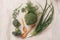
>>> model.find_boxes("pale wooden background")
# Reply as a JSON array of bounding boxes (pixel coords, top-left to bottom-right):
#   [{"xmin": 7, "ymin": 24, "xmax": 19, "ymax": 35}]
[{"xmin": 0, "ymin": 0, "xmax": 60, "ymax": 40}]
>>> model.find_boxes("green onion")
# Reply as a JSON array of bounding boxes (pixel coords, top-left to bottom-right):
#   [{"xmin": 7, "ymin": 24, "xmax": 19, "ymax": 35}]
[{"xmin": 31, "ymin": 0, "xmax": 54, "ymax": 36}]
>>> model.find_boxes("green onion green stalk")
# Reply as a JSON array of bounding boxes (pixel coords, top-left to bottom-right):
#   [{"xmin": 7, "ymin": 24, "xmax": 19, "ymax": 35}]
[{"xmin": 31, "ymin": 0, "xmax": 54, "ymax": 36}]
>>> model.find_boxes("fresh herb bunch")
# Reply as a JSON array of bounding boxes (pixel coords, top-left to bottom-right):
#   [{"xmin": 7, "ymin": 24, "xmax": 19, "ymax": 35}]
[
  {"xmin": 12, "ymin": 5, "xmax": 22, "ymax": 36},
  {"xmin": 25, "ymin": 13, "xmax": 37, "ymax": 25},
  {"xmin": 21, "ymin": 8, "xmax": 26, "ymax": 12},
  {"xmin": 12, "ymin": 28, "xmax": 21, "ymax": 36},
  {"xmin": 13, "ymin": 9, "xmax": 20, "ymax": 19},
  {"xmin": 21, "ymin": 1, "xmax": 38, "ymax": 14},
  {"xmin": 31, "ymin": 0, "xmax": 54, "ymax": 36},
  {"xmin": 13, "ymin": 19, "xmax": 21, "ymax": 27},
  {"xmin": 21, "ymin": 1, "xmax": 38, "ymax": 25},
  {"xmin": 26, "ymin": 1, "xmax": 38, "ymax": 14}
]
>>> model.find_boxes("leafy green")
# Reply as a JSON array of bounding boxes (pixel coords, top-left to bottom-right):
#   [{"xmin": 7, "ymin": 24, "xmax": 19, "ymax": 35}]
[
  {"xmin": 12, "ymin": 30, "xmax": 21, "ymax": 36},
  {"xmin": 12, "ymin": 5, "xmax": 22, "ymax": 27},
  {"xmin": 31, "ymin": 0, "xmax": 54, "ymax": 36},
  {"xmin": 25, "ymin": 13, "xmax": 37, "ymax": 25},
  {"xmin": 21, "ymin": 8, "xmax": 26, "ymax": 12},
  {"xmin": 13, "ymin": 10, "xmax": 20, "ymax": 19},
  {"xmin": 12, "ymin": 28, "xmax": 21, "ymax": 36},
  {"xmin": 12, "ymin": 5, "xmax": 22, "ymax": 37},
  {"xmin": 26, "ymin": 1, "xmax": 38, "ymax": 14},
  {"xmin": 13, "ymin": 19, "xmax": 21, "ymax": 27},
  {"xmin": 24, "ymin": 1, "xmax": 38, "ymax": 25},
  {"xmin": 13, "ymin": 4, "xmax": 22, "ymax": 19}
]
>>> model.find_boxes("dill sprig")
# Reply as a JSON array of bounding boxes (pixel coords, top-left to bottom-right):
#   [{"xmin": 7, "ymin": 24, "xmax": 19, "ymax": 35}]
[
  {"xmin": 12, "ymin": 4, "xmax": 22, "ymax": 19},
  {"xmin": 12, "ymin": 5, "xmax": 22, "ymax": 36}
]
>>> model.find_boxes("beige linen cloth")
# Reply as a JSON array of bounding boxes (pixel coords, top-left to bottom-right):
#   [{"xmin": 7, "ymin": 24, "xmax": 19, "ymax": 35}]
[{"xmin": 0, "ymin": 0, "xmax": 60, "ymax": 40}]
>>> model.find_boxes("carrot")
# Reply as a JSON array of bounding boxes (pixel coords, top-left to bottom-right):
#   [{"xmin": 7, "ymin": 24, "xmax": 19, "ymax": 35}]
[
  {"xmin": 20, "ymin": 24, "xmax": 36, "ymax": 38},
  {"xmin": 20, "ymin": 32, "xmax": 27, "ymax": 38},
  {"xmin": 28, "ymin": 24, "xmax": 35, "ymax": 33},
  {"xmin": 22, "ymin": 19, "xmax": 27, "ymax": 33},
  {"xmin": 23, "ymin": 27, "xmax": 27, "ymax": 33},
  {"xmin": 20, "ymin": 19, "xmax": 27, "ymax": 38}
]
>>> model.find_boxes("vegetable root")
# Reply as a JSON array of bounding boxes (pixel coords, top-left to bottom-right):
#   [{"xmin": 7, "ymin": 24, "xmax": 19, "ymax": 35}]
[{"xmin": 20, "ymin": 24, "xmax": 35, "ymax": 38}]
